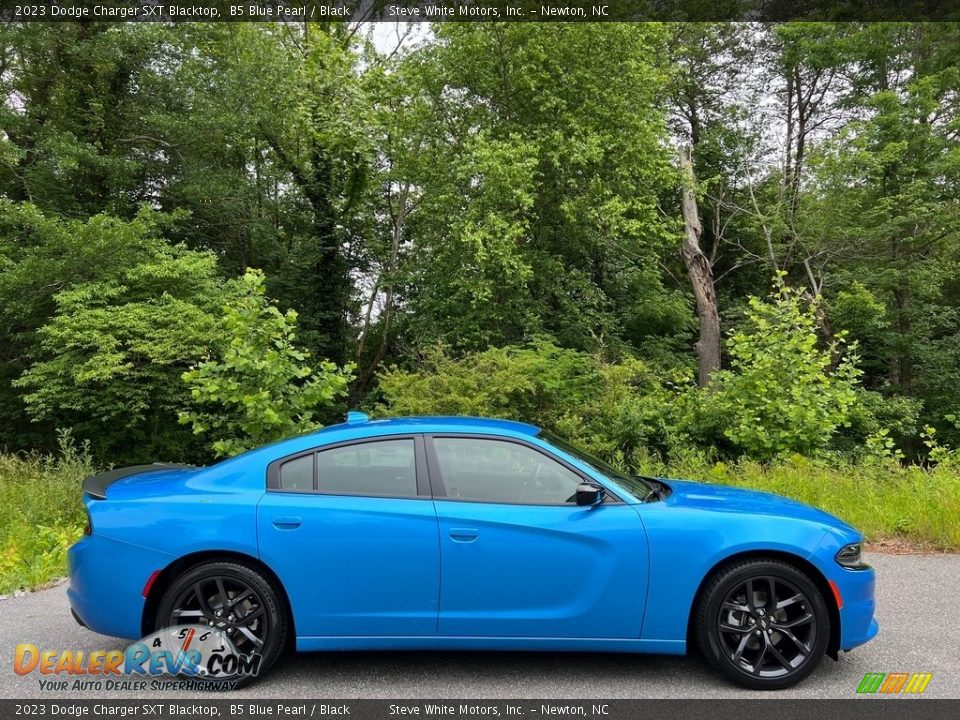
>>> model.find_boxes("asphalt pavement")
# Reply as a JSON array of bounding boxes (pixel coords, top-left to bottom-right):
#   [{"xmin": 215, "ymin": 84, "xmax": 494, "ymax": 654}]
[{"xmin": 1, "ymin": 552, "xmax": 957, "ymax": 699}]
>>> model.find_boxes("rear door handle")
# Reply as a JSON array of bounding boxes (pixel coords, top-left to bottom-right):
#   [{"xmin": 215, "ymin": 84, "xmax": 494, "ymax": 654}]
[
  {"xmin": 449, "ymin": 527, "xmax": 479, "ymax": 543},
  {"xmin": 272, "ymin": 516, "xmax": 302, "ymax": 529}
]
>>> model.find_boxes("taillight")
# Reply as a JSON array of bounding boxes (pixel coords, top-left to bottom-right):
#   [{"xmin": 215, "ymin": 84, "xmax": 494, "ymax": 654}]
[{"xmin": 83, "ymin": 508, "xmax": 92, "ymax": 535}]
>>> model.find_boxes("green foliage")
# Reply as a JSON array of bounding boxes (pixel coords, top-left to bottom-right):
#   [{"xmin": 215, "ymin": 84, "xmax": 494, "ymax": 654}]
[
  {"xmin": 378, "ymin": 338, "xmax": 693, "ymax": 465},
  {"xmin": 379, "ymin": 338, "xmax": 960, "ymax": 550},
  {"xmin": 705, "ymin": 282, "xmax": 863, "ymax": 459},
  {"xmin": 397, "ymin": 24, "xmax": 677, "ymax": 352},
  {"xmin": 378, "ymin": 339, "xmax": 598, "ymax": 423},
  {"xmin": 0, "ymin": 24, "xmax": 173, "ymax": 218},
  {"xmin": 180, "ymin": 270, "xmax": 354, "ymax": 457},
  {"xmin": 3, "ymin": 22, "xmax": 960, "ymax": 486},
  {"xmin": 379, "ymin": 301, "xmax": 897, "ymax": 465},
  {"xmin": 0, "ymin": 430, "xmax": 91, "ymax": 593},
  {"xmin": 11, "ymin": 207, "xmax": 225, "ymax": 462},
  {"xmin": 5, "ymin": 435, "xmax": 960, "ymax": 595}
]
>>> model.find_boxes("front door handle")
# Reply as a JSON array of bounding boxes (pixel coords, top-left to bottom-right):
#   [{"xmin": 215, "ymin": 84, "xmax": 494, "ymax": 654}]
[
  {"xmin": 449, "ymin": 527, "xmax": 479, "ymax": 543},
  {"xmin": 272, "ymin": 516, "xmax": 302, "ymax": 529}
]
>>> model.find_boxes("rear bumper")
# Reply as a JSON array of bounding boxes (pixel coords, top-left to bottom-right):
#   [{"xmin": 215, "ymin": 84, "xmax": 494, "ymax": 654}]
[{"xmin": 68, "ymin": 534, "xmax": 174, "ymax": 640}]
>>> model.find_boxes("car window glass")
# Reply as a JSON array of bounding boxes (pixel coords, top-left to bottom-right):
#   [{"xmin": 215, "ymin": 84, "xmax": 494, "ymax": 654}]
[
  {"xmin": 315, "ymin": 439, "xmax": 416, "ymax": 497},
  {"xmin": 433, "ymin": 438, "xmax": 581, "ymax": 504},
  {"xmin": 279, "ymin": 454, "xmax": 313, "ymax": 491}
]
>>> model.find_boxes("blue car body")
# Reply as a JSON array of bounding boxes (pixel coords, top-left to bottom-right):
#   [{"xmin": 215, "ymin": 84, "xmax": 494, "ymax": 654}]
[{"xmin": 68, "ymin": 415, "xmax": 878, "ymax": 660}]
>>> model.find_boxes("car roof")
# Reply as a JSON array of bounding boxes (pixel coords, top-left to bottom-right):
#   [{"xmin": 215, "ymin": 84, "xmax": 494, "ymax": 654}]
[
  {"xmin": 208, "ymin": 415, "xmax": 544, "ymax": 474},
  {"xmin": 323, "ymin": 415, "xmax": 541, "ymax": 437}
]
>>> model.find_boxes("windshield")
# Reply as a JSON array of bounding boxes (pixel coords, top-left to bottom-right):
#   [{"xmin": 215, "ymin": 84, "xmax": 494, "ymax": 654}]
[{"xmin": 538, "ymin": 431, "xmax": 655, "ymax": 500}]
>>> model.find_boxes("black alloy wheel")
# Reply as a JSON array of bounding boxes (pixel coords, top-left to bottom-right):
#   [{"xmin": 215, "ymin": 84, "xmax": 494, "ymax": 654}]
[
  {"xmin": 156, "ymin": 561, "xmax": 288, "ymax": 687},
  {"xmin": 696, "ymin": 558, "xmax": 830, "ymax": 689}
]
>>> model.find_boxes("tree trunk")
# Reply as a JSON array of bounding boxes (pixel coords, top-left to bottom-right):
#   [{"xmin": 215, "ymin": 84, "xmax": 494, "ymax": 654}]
[
  {"xmin": 894, "ymin": 278, "xmax": 913, "ymax": 390},
  {"xmin": 354, "ymin": 180, "xmax": 410, "ymax": 397},
  {"xmin": 679, "ymin": 146, "xmax": 721, "ymax": 387}
]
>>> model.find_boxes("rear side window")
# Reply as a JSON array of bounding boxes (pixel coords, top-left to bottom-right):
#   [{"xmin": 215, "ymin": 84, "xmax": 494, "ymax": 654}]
[
  {"xmin": 279, "ymin": 454, "xmax": 313, "ymax": 491},
  {"xmin": 315, "ymin": 439, "xmax": 417, "ymax": 497}
]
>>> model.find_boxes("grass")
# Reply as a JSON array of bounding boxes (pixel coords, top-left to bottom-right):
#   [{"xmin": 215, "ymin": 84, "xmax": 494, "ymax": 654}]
[
  {"xmin": 0, "ymin": 441, "xmax": 957, "ymax": 594},
  {"xmin": 0, "ymin": 432, "xmax": 91, "ymax": 594},
  {"xmin": 639, "ymin": 453, "xmax": 960, "ymax": 551}
]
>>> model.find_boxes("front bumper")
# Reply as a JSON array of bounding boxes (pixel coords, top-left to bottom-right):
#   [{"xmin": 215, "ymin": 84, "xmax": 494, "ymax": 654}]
[
  {"xmin": 811, "ymin": 529, "xmax": 879, "ymax": 653},
  {"xmin": 835, "ymin": 564, "xmax": 879, "ymax": 651},
  {"xmin": 68, "ymin": 533, "xmax": 174, "ymax": 640}
]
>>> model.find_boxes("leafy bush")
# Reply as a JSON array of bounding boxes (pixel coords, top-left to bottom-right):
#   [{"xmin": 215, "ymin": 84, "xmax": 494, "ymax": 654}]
[
  {"xmin": 703, "ymin": 282, "xmax": 863, "ymax": 459},
  {"xmin": 381, "ymin": 343, "xmax": 960, "ymax": 550},
  {"xmin": 3, "ymin": 438, "xmax": 959, "ymax": 596},
  {"xmin": 180, "ymin": 270, "xmax": 354, "ymax": 457},
  {"xmin": 379, "ymin": 285, "xmax": 880, "ymax": 465},
  {"xmin": 378, "ymin": 339, "xmax": 597, "ymax": 424},
  {"xmin": 378, "ymin": 338, "xmax": 693, "ymax": 464}
]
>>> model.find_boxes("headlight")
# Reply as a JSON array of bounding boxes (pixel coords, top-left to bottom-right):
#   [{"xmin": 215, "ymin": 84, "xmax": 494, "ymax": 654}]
[{"xmin": 835, "ymin": 542, "xmax": 868, "ymax": 569}]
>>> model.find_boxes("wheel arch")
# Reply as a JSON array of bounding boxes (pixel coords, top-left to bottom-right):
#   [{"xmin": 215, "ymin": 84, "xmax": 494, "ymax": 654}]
[
  {"xmin": 141, "ymin": 549, "xmax": 295, "ymax": 643},
  {"xmin": 686, "ymin": 549, "xmax": 841, "ymax": 660}
]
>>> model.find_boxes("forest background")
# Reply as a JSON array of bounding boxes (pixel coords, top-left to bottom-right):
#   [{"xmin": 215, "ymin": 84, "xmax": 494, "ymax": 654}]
[{"xmin": 1, "ymin": 21, "xmax": 959, "ymax": 591}]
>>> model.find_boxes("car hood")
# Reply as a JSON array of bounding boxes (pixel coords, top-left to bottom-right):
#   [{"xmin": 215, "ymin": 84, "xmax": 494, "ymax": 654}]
[{"xmin": 659, "ymin": 477, "xmax": 857, "ymax": 533}]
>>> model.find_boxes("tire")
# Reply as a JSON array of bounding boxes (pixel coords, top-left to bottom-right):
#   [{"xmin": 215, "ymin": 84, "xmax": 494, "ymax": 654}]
[
  {"xmin": 156, "ymin": 560, "xmax": 289, "ymax": 689},
  {"xmin": 695, "ymin": 558, "xmax": 830, "ymax": 690}
]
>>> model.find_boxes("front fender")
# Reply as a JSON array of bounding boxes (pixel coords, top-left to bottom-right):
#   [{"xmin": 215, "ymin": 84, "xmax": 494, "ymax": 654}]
[{"xmin": 636, "ymin": 502, "xmax": 835, "ymax": 643}]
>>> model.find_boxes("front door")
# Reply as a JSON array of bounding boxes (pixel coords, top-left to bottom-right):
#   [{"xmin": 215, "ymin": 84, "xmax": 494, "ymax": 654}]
[{"xmin": 428, "ymin": 435, "xmax": 648, "ymax": 639}]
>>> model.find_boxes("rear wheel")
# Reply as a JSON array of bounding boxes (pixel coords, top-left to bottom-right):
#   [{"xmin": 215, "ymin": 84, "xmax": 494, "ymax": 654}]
[
  {"xmin": 156, "ymin": 561, "xmax": 288, "ymax": 688},
  {"xmin": 695, "ymin": 558, "xmax": 830, "ymax": 690}
]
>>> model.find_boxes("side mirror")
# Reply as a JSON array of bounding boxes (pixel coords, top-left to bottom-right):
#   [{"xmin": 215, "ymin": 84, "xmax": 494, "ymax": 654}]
[{"xmin": 575, "ymin": 483, "xmax": 605, "ymax": 507}]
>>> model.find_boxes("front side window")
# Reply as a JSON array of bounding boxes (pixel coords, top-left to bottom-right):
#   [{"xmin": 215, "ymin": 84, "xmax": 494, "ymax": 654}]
[
  {"xmin": 538, "ymin": 430, "xmax": 654, "ymax": 500},
  {"xmin": 315, "ymin": 439, "xmax": 417, "ymax": 497},
  {"xmin": 432, "ymin": 437, "xmax": 582, "ymax": 504}
]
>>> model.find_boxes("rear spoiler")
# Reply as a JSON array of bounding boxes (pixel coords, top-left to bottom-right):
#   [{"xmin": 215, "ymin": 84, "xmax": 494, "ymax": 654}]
[{"xmin": 83, "ymin": 463, "xmax": 193, "ymax": 500}]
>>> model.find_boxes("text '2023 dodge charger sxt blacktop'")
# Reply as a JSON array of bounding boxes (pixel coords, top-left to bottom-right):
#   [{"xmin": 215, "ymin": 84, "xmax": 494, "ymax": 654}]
[{"xmin": 68, "ymin": 412, "xmax": 877, "ymax": 689}]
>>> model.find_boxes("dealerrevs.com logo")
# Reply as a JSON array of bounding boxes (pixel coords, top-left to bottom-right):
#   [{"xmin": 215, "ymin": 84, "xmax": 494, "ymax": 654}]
[{"xmin": 14, "ymin": 625, "xmax": 261, "ymax": 691}]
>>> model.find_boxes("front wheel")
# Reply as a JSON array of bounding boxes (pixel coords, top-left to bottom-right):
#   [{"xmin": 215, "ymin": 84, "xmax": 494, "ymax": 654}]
[
  {"xmin": 156, "ymin": 560, "xmax": 289, "ymax": 688},
  {"xmin": 695, "ymin": 558, "xmax": 830, "ymax": 690}
]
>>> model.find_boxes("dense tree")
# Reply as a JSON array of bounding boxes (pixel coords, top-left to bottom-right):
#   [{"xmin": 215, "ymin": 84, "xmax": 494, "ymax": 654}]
[
  {"xmin": 2, "ymin": 21, "xmax": 959, "ymax": 463},
  {"xmin": 396, "ymin": 24, "xmax": 680, "ymax": 355},
  {"xmin": 7, "ymin": 206, "xmax": 225, "ymax": 461},
  {"xmin": 798, "ymin": 23, "xmax": 960, "ymax": 445}
]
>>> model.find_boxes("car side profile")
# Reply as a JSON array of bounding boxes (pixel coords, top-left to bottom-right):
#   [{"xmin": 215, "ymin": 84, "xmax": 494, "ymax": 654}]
[{"xmin": 68, "ymin": 412, "xmax": 878, "ymax": 689}]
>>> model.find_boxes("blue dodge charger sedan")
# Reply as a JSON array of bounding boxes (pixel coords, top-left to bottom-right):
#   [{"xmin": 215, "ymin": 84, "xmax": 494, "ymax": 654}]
[{"xmin": 68, "ymin": 412, "xmax": 877, "ymax": 689}]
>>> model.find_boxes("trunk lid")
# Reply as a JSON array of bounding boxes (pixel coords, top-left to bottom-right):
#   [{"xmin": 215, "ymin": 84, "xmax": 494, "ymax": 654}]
[{"xmin": 82, "ymin": 463, "xmax": 194, "ymax": 499}]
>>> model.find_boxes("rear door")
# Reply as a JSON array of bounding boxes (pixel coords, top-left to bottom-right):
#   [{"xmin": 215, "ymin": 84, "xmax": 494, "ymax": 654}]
[
  {"xmin": 257, "ymin": 435, "xmax": 440, "ymax": 637},
  {"xmin": 427, "ymin": 435, "xmax": 648, "ymax": 639}
]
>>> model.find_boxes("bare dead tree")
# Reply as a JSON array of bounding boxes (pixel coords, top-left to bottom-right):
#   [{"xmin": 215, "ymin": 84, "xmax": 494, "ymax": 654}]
[{"xmin": 679, "ymin": 146, "xmax": 721, "ymax": 387}]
